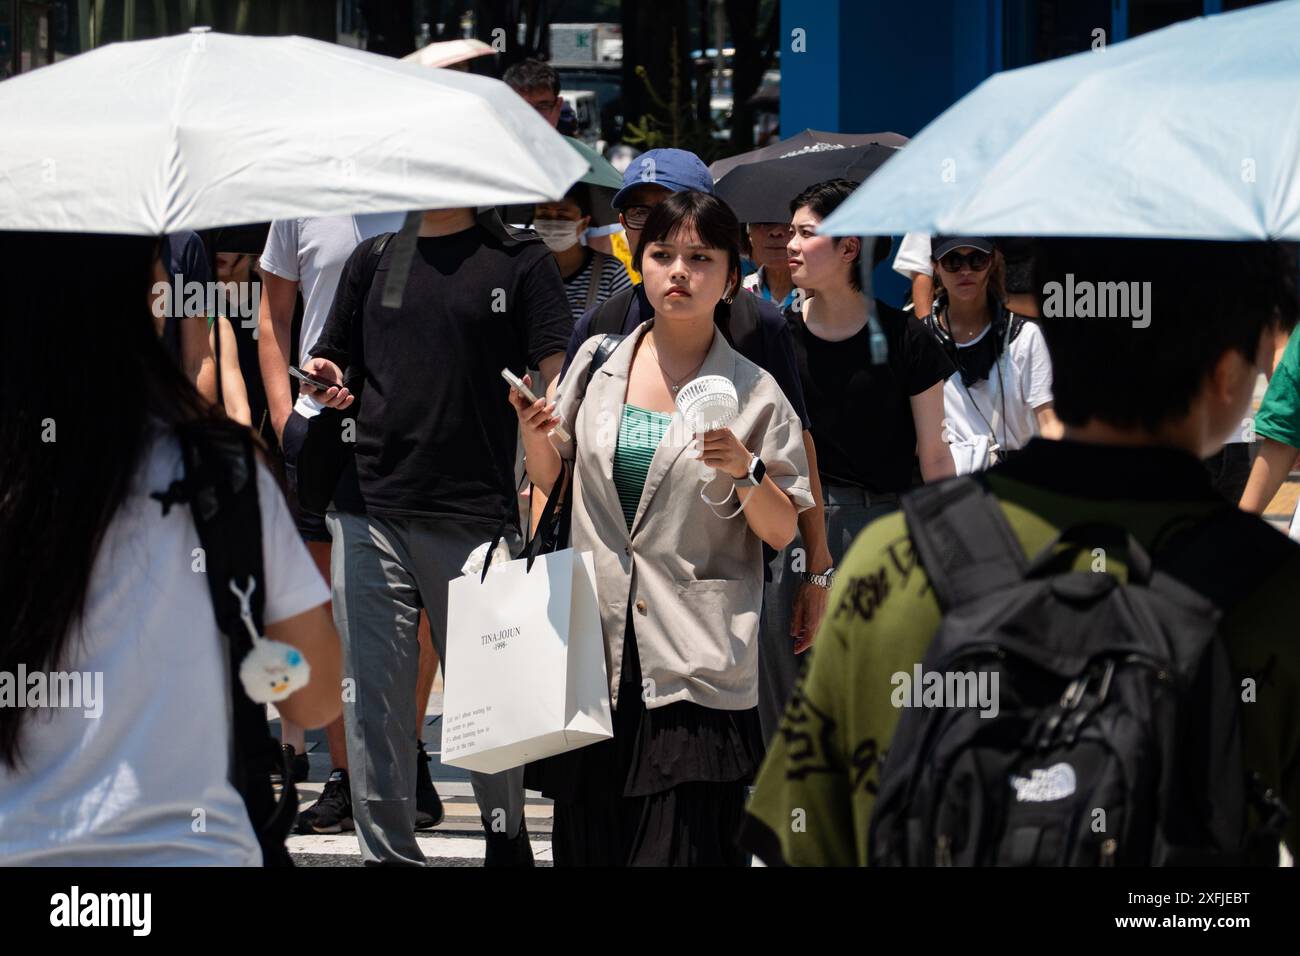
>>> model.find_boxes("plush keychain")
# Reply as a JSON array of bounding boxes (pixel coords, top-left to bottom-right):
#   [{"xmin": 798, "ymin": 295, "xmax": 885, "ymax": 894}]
[{"xmin": 229, "ymin": 577, "xmax": 311, "ymax": 703}]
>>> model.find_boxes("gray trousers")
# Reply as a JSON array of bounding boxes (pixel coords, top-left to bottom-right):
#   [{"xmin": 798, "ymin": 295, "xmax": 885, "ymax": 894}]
[
  {"xmin": 327, "ymin": 510, "xmax": 526, "ymax": 866},
  {"xmin": 758, "ymin": 485, "xmax": 900, "ymax": 744}
]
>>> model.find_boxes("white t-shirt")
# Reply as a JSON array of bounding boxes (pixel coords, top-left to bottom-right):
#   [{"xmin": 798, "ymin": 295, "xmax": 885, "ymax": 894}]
[
  {"xmin": 942, "ymin": 321, "xmax": 1054, "ymax": 474},
  {"xmin": 893, "ymin": 232, "xmax": 934, "ymax": 280},
  {"xmin": 259, "ymin": 213, "xmax": 407, "ymax": 360},
  {"xmin": 0, "ymin": 428, "xmax": 329, "ymax": 865}
]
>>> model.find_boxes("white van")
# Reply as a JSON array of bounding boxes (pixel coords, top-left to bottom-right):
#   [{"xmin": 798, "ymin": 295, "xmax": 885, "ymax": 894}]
[{"xmin": 561, "ymin": 89, "xmax": 601, "ymax": 147}]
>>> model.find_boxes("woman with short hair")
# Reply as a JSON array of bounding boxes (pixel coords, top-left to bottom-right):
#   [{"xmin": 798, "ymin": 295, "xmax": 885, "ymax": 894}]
[{"xmin": 509, "ymin": 190, "xmax": 813, "ymax": 866}]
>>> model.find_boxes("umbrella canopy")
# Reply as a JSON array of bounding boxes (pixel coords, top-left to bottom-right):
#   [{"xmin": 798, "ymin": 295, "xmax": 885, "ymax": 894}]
[
  {"xmin": 820, "ymin": 2, "xmax": 1300, "ymax": 240},
  {"xmin": 713, "ymin": 143, "xmax": 898, "ymax": 224},
  {"xmin": 402, "ymin": 38, "xmax": 496, "ymax": 69},
  {"xmin": 0, "ymin": 29, "xmax": 587, "ymax": 235},
  {"xmin": 567, "ymin": 137, "xmax": 623, "ymax": 190},
  {"xmin": 709, "ymin": 129, "xmax": 908, "ymax": 180}
]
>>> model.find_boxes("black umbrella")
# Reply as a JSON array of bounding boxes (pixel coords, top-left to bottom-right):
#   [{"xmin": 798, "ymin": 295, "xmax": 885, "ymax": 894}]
[
  {"xmin": 708, "ymin": 128, "xmax": 908, "ymax": 180},
  {"xmin": 713, "ymin": 143, "xmax": 900, "ymax": 224}
]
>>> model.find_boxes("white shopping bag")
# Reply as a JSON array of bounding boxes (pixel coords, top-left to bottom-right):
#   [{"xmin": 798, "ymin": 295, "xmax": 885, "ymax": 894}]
[{"xmin": 441, "ymin": 547, "xmax": 611, "ymax": 774}]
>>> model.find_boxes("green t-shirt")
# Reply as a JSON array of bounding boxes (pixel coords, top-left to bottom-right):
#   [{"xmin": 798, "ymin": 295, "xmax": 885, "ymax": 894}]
[
  {"xmin": 743, "ymin": 439, "xmax": 1300, "ymax": 866},
  {"xmin": 612, "ymin": 403, "xmax": 672, "ymax": 530},
  {"xmin": 1256, "ymin": 331, "xmax": 1300, "ymax": 448}
]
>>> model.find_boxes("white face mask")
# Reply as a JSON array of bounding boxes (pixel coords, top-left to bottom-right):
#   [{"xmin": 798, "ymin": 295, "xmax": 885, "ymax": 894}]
[{"xmin": 534, "ymin": 218, "xmax": 580, "ymax": 252}]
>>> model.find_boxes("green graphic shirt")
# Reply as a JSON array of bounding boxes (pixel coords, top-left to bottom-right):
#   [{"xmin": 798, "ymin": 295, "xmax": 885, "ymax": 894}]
[{"xmin": 742, "ymin": 440, "xmax": 1300, "ymax": 866}]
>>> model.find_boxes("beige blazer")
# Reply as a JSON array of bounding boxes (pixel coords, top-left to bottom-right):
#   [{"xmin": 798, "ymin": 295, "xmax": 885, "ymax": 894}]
[{"xmin": 551, "ymin": 320, "xmax": 813, "ymax": 711}]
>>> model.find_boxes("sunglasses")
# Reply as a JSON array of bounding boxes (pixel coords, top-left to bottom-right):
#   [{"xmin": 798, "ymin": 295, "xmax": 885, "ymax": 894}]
[
  {"xmin": 622, "ymin": 204, "xmax": 656, "ymax": 229},
  {"xmin": 937, "ymin": 250, "xmax": 992, "ymax": 273}
]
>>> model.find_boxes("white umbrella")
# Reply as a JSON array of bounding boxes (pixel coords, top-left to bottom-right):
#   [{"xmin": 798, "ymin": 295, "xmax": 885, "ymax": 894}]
[
  {"xmin": 0, "ymin": 28, "xmax": 587, "ymax": 235},
  {"xmin": 403, "ymin": 38, "xmax": 497, "ymax": 69}
]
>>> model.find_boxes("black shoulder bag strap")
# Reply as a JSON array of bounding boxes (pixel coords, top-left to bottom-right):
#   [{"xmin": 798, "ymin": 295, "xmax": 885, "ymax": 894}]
[
  {"xmin": 478, "ymin": 462, "xmax": 573, "ymax": 583},
  {"xmin": 155, "ymin": 421, "xmax": 296, "ymax": 866},
  {"xmin": 585, "ymin": 332, "xmax": 625, "ymax": 389},
  {"xmin": 900, "ymin": 475, "xmax": 1028, "ymax": 611}
]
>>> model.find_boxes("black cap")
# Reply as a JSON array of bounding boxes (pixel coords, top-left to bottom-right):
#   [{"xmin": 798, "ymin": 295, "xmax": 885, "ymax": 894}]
[{"xmin": 932, "ymin": 235, "xmax": 995, "ymax": 259}]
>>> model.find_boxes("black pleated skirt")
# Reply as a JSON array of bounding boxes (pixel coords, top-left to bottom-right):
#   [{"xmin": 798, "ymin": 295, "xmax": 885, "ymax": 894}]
[{"xmin": 525, "ymin": 618, "xmax": 764, "ymax": 867}]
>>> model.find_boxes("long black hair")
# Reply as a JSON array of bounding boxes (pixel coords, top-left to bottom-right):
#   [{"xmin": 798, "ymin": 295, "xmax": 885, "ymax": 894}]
[{"xmin": 0, "ymin": 231, "xmax": 222, "ymax": 768}]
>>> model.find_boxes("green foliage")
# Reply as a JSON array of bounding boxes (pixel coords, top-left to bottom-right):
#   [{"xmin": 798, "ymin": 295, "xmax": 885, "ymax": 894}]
[{"xmin": 621, "ymin": 33, "xmax": 727, "ymax": 163}]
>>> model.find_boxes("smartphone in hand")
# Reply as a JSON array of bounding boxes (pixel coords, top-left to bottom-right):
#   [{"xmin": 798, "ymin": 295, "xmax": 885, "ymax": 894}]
[
  {"xmin": 502, "ymin": 368, "xmax": 570, "ymax": 443},
  {"xmin": 289, "ymin": 365, "xmax": 337, "ymax": 392}
]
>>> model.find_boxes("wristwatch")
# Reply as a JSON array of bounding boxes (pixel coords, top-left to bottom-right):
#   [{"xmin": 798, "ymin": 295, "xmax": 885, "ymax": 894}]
[
  {"xmin": 733, "ymin": 453, "xmax": 766, "ymax": 487},
  {"xmin": 804, "ymin": 567, "xmax": 836, "ymax": 589}
]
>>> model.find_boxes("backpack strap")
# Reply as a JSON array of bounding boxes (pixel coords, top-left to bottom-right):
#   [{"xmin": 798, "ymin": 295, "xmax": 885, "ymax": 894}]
[
  {"xmin": 380, "ymin": 212, "xmax": 421, "ymax": 310},
  {"xmin": 901, "ymin": 475, "xmax": 1028, "ymax": 611},
  {"xmin": 162, "ymin": 421, "xmax": 297, "ymax": 866}
]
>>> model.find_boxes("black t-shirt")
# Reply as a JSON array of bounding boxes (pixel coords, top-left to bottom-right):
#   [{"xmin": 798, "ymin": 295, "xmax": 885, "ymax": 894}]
[
  {"xmin": 311, "ymin": 225, "xmax": 573, "ymax": 524},
  {"xmin": 788, "ymin": 300, "xmax": 952, "ymax": 495}
]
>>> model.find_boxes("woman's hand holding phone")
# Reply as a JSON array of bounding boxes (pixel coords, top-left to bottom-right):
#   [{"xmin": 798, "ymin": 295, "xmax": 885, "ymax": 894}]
[
  {"xmin": 300, "ymin": 358, "xmax": 354, "ymax": 410},
  {"xmin": 506, "ymin": 372, "xmax": 561, "ymax": 437}
]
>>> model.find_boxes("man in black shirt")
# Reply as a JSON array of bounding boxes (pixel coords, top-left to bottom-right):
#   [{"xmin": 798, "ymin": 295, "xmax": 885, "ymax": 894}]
[{"xmin": 304, "ymin": 207, "xmax": 571, "ymax": 867}]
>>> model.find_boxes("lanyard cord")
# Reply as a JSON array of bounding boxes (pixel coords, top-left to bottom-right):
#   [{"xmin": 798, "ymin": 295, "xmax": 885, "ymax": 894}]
[{"xmin": 944, "ymin": 306, "xmax": 1012, "ymax": 452}]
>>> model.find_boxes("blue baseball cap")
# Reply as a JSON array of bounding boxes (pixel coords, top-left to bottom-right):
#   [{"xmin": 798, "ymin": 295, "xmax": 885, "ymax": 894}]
[{"xmin": 611, "ymin": 148, "xmax": 714, "ymax": 210}]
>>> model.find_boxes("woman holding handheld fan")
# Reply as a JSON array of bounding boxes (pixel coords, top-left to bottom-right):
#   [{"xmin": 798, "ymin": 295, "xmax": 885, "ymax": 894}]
[{"xmin": 507, "ymin": 190, "xmax": 813, "ymax": 866}]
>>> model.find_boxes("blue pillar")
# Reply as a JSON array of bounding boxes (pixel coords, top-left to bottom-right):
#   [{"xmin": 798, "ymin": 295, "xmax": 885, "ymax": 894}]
[
  {"xmin": 781, "ymin": 0, "xmax": 1002, "ymax": 138},
  {"xmin": 778, "ymin": 0, "xmax": 842, "ymax": 135}
]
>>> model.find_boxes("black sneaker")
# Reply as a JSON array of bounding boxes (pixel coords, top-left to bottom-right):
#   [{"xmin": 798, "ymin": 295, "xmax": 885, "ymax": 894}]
[
  {"xmin": 297, "ymin": 768, "xmax": 354, "ymax": 834},
  {"xmin": 482, "ymin": 815, "xmax": 534, "ymax": 867},
  {"xmin": 283, "ymin": 744, "xmax": 310, "ymax": 784},
  {"xmin": 414, "ymin": 740, "xmax": 444, "ymax": 831}
]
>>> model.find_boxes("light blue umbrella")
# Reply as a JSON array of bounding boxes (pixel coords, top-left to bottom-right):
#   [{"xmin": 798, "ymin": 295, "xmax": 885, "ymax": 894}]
[{"xmin": 820, "ymin": 1, "xmax": 1300, "ymax": 240}]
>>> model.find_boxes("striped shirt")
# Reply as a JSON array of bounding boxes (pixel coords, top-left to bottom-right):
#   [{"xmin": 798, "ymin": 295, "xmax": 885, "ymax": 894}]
[
  {"xmin": 563, "ymin": 249, "xmax": 635, "ymax": 321},
  {"xmin": 612, "ymin": 403, "xmax": 672, "ymax": 530}
]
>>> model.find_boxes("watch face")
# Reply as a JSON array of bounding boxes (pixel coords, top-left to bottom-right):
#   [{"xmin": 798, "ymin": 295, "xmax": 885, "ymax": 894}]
[{"xmin": 752, "ymin": 457, "xmax": 766, "ymax": 484}]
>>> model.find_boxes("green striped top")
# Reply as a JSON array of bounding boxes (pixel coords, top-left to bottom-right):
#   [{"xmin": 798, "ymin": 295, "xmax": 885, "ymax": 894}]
[{"xmin": 612, "ymin": 403, "xmax": 673, "ymax": 530}]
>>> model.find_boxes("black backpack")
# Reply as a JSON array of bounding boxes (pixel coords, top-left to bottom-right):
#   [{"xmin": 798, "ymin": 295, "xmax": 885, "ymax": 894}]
[
  {"xmin": 152, "ymin": 420, "xmax": 297, "ymax": 867},
  {"xmin": 869, "ymin": 475, "xmax": 1290, "ymax": 866}
]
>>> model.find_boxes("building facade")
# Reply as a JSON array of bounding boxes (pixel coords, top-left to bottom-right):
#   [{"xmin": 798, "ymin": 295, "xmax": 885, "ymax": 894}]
[{"xmin": 779, "ymin": 0, "xmax": 1275, "ymax": 138}]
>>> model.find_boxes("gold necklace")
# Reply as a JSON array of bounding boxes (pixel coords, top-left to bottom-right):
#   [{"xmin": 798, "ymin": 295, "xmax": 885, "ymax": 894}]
[{"xmin": 646, "ymin": 335, "xmax": 706, "ymax": 393}]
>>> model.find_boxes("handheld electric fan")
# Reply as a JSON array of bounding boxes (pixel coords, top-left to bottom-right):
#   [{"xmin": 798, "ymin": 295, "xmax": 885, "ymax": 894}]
[{"xmin": 675, "ymin": 375, "xmax": 739, "ymax": 480}]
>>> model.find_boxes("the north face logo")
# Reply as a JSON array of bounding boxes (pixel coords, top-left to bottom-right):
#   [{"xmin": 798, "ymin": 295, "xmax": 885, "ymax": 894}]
[{"xmin": 1010, "ymin": 763, "xmax": 1077, "ymax": 802}]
